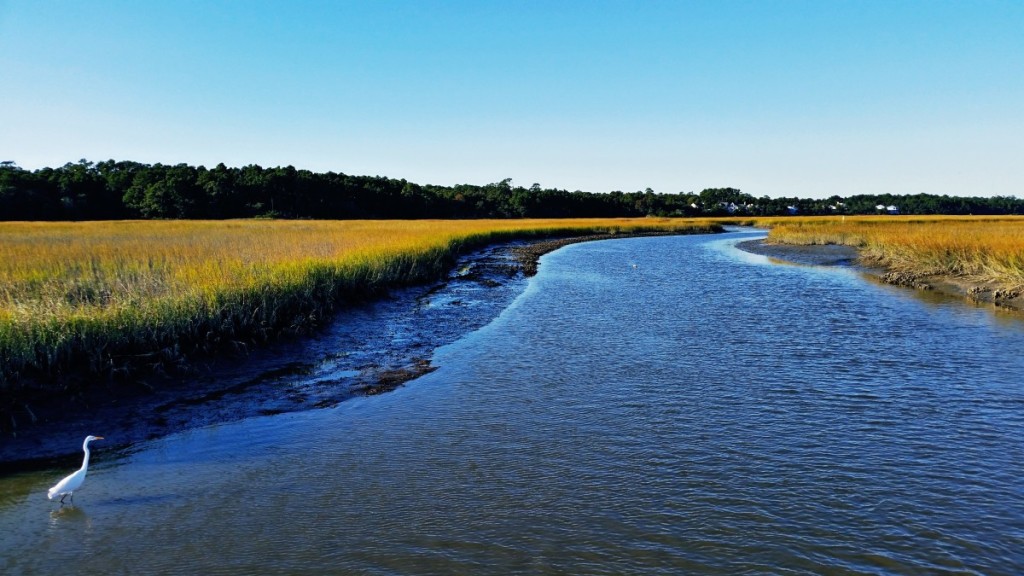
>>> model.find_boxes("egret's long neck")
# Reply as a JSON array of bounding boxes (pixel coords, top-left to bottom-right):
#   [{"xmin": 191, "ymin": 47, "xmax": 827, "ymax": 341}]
[{"xmin": 80, "ymin": 442, "xmax": 91, "ymax": 471}]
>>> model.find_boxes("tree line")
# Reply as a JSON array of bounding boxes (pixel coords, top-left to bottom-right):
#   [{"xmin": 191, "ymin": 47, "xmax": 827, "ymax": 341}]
[{"xmin": 2, "ymin": 159, "xmax": 1021, "ymax": 221}]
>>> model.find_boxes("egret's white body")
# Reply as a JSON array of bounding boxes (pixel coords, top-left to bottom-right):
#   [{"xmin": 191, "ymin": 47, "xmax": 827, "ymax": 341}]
[{"xmin": 48, "ymin": 435, "xmax": 103, "ymax": 504}]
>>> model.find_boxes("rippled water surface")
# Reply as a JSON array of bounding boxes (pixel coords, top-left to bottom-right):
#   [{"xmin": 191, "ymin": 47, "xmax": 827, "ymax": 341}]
[{"xmin": 3, "ymin": 230, "xmax": 1023, "ymax": 574}]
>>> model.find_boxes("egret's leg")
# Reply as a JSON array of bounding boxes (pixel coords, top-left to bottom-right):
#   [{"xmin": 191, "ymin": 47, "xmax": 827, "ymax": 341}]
[{"xmin": 59, "ymin": 493, "xmax": 67, "ymax": 504}]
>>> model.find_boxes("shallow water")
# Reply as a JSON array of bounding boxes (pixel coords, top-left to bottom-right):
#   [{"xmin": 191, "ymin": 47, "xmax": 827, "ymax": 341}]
[{"xmin": 2, "ymin": 230, "xmax": 1023, "ymax": 574}]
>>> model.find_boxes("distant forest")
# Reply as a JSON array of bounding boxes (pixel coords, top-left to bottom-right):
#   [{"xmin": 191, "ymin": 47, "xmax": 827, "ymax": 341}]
[{"xmin": 2, "ymin": 159, "xmax": 1022, "ymax": 220}]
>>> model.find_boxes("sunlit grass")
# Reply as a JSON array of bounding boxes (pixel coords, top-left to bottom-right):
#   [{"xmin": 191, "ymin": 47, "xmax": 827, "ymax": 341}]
[
  {"xmin": 0, "ymin": 218, "xmax": 717, "ymax": 387},
  {"xmin": 744, "ymin": 215, "xmax": 1024, "ymax": 289}
]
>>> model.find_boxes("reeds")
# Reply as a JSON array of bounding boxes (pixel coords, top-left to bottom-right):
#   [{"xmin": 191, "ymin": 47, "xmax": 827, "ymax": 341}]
[
  {"xmin": 0, "ymin": 218, "xmax": 717, "ymax": 389},
  {"xmin": 752, "ymin": 216, "xmax": 1024, "ymax": 289}
]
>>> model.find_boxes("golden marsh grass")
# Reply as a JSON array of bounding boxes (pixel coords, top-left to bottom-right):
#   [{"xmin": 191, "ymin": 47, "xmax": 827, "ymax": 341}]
[
  {"xmin": 0, "ymin": 218, "xmax": 717, "ymax": 388},
  {"xmin": 749, "ymin": 215, "xmax": 1024, "ymax": 289}
]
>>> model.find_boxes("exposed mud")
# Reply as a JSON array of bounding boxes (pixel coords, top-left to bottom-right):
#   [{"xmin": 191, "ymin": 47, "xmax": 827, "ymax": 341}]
[{"xmin": 735, "ymin": 239, "xmax": 860, "ymax": 267}]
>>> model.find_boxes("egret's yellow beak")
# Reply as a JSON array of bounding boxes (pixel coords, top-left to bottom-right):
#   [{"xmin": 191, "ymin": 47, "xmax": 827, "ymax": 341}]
[{"xmin": 95, "ymin": 436, "xmax": 105, "ymax": 440}]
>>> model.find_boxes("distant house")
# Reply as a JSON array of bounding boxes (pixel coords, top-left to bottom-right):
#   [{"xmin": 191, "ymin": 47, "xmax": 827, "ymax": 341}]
[
  {"xmin": 886, "ymin": 205, "xmax": 900, "ymax": 214},
  {"xmin": 787, "ymin": 205, "xmax": 798, "ymax": 215}
]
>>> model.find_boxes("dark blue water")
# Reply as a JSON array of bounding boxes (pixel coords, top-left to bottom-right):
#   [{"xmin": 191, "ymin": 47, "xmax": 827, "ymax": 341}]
[{"xmin": 2, "ymin": 230, "xmax": 1023, "ymax": 574}]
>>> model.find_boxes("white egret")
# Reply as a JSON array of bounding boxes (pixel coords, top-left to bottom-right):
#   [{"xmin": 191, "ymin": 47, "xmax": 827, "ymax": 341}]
[{"xmin": 48, "ymin": 435, "xmax": 104, "ymax": 504}]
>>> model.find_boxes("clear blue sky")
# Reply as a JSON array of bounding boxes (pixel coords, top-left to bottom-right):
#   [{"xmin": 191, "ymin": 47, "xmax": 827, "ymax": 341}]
[{"xmin": 1, "ymin": 1, "xmax": 1021, "ymax": 198}]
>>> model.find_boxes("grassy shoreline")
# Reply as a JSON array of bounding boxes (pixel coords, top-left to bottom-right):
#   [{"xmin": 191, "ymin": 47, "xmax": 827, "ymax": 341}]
[
  {"xmin": 743, "ymin": 215, "xmax": 1024, "ymax": 306},
  {"xmin": 0, "ymin": 219, "xmax": 719, "ymax": 395}
]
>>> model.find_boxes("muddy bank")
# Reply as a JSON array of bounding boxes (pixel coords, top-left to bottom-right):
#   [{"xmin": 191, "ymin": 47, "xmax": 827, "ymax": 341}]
[
  {"xmin": 736, "ymin": 239, "xmax": 1024, "ymax": 313},
  {"xmin": 0, "ymin": 231, "xmax": 696, "ymax": 470},
  {"xmin": 735, "ymin": 239, "xmax": 860, "ymax": 267}
]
